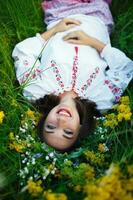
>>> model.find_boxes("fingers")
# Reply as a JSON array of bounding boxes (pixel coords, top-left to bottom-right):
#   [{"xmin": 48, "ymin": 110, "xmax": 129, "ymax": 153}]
[
  {"xmin": 63, "ymin": 31, "xmax": 79, "ymax": 40},
  {"xmin": 63, "ymin": 32, "xmax": 80, "ymax": 44},
  {"xmin": 63, "ymin": 18, "xmax": 81, "ymax": 26},
  {"xmin": 64, "ymin": 39, "xmax": 81, "ymax": 45},
  {"xmin": 66, "ymin": 24, "xmax": 79, "ymax": 30}
]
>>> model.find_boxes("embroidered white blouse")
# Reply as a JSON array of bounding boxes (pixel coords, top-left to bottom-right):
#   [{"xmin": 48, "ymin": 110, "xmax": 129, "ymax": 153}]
[{"xmin": 12, "ymin": 14, "xmax": 133, "ymax": 111}]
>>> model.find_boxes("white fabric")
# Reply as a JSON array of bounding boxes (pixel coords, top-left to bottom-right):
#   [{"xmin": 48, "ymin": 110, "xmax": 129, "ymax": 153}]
[{"xmin": 12, "ymin": 14, "xmax": 133, "ymax": 110}]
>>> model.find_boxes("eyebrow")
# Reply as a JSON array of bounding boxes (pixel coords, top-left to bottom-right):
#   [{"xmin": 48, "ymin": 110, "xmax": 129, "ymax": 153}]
[{"xmin": 44, "ymin": 130, "xmax": 73, "ymax": 140}]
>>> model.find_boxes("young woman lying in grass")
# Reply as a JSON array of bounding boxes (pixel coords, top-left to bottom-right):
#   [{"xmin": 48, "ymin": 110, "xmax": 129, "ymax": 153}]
[{"xmin": 12, "ymin": 0, "xmax": 133, "ymax": 151}]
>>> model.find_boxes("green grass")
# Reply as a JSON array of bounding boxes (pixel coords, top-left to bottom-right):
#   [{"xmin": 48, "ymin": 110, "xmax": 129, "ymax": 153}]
[{"xmin": 0, "ymin": 1, "xmax": 133, "ymax": 200}]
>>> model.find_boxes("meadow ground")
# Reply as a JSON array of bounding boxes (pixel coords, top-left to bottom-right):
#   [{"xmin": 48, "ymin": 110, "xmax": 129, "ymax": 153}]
[{"xmin": 0, "ymin": 1, "xmax": 133, "ymax": 200}]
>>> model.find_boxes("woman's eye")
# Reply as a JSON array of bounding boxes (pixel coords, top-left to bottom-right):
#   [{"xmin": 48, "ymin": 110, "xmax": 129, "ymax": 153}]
[
  {"xmin": 64, "ymin": 130, "xmax": 73, "ymax": 135},
  {"xmin": 46, "ymin": 124, "xmax": 56, "ymax": 129}
]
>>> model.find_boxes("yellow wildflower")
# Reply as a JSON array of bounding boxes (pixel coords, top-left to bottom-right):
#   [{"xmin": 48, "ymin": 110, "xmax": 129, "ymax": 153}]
[
  {"xmin": 11, "ymin": 99, "xmax": 18, "ymax": 107},
  {"xmin": 120, "ymin": 96, "xmax": 130, "ymax": 105},
  {"xmin": 9, "ymin": 132, "xmax": 15, "ymax": 141},
  {"xmin": 117, "ymin": 103, "xmax": 132, "ymax": 121},
  {"xmin": 27, "ymin": 180, "xmax": 43, "ymax": 197},
  {"xmin": 98, "ymin": 143, "xmax": 105, "ymax": 153},
  {"xmin": 104, "ymin": 113, "xmax": 118, "ymax": 128},
  {"xmin": 124, "ymin": 112, "xmax": 132, "ymax": 121},
  {"xmin": 125, "ymin": 177, "xmax": 133, "ymax": 192},
  {"xmin": 83, "ymin": 164, "xmax": 133, "ymax": 200},
  {"xmin": 26, "ymin": 109, "xmax": 36, "ymax": 120},
  {"xmin": 44, "ymin": 190, "xmax": 68, "ymax": 200},
  {"xmin": 49, "ymin": 164, "xmax": 55, "ymax": 170},
  {"xmin": 64, "ymin": 160, "xmax": 73, "ymax": 167},
  {"xmin": 25, "ymin": 109, "xmax": 41, "ymax": 125},
  {"xmin": 84, "ymin": 183, "xmax": 111, "ymax": 200},
  {"xmin": 117, "ymin": 113, "xmax": 124, "ymax": 122},
  {"xmin": 127, "ymin": 165, "xmax": 133, "ymax": 176},
  {"xmin": 117, "ymin": 104, "xmax": 128, "ymax": 113},
  {"xmin": 9, "ymin": 142, "xmax": 25, "ymax": 152},
  {"xmin": 0, "ymin": 111, "xmax": 5, "ymax": 124},
  {"xmin": 74, "ymin": 185, "xmax": 81, "ymax": 192},
  {"xmin": 85, "ymin": 166, "xmax": 95, "ymax": 180},
  {"xmin": 118, "ymin": 105, "xmax": 131, "ymax": 114},
  {"xmin": 104, "ymin": 96, "xmax": 132, "ymax": 128},
  {"xmin": 98, "ymin": 143, "xmax": 109, "ymax": 153},
  {"xmin": 84, "ymin": 150, "xmax": 104, "ymax": 166}
]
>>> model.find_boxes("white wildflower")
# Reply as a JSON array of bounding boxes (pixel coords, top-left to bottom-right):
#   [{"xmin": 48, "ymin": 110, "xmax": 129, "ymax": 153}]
[
  {"xmin": 19, "ymin": 170, "xmax": 24, "ymax": 177},
  {"xmin": 51, "ymin": 170, "xmax": 55, "ymax": 175},
  {"xmin": 45, "ymin": 156, "xmax": 49, "ymax": 160},
  {"xmin": 104, "ymin": 144, "xmax": 109, "ymax": 152},
  {"xmin": 24, "ymin": 167, "xmax": 29, "ymax": 174},
  {"xmin": 19, "ymin": 127, "xmax": 26, "ymax": 133},
  {"xmin": 22, "ymin": 158, "xmax": 27, "ymax": 164},
  {"xmin": 23, "ymin": 122, "xmax": 28, "ymax": 130},
  {"xmin": 34, "ymin": 174, "xmax": 39, "ymax": 179},
  {"xmin": 49, "ymin": 152, "xmax": 54, "ymax": 158},
  {"xmin": 32, "ymin": 158, "xmax": 36, "ymax": 165},
  {"xmin": 53, "ymin": 158, "xmax": 57, "ymax": 162},
  {"xmin": 101, "ymin": 134, "xmax": 105, "ymax": 139}
]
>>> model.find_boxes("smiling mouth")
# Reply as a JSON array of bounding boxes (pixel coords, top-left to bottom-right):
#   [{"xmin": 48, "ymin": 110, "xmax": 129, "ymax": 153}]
[{"xmin": 57, "ymin": 108, "xmax": 72, "ymax": 117}]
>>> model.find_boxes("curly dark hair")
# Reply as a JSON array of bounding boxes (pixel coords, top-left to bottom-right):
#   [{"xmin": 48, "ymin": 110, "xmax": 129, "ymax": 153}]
[{"xmin": 34, "ymin": 94, "xmax": 101, "ymax": 150}]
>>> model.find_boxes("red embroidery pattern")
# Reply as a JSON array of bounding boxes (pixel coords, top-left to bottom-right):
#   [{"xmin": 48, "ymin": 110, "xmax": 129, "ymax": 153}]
[
  {"xmin": 104, "ymin": 79, "xmax": 123, "ymax": 102},
  {"xmin": 51, "ymin": 60, "xmax": 64, "ymax": 89},
  {"xmin": 81, "ymin": 67, "xmax": 100, "ymax": 93},
  {"xmin": 71, "ymin": 46, "xmax": 79, "ymax": 89},
  {"xmin": 19, "ymin": 68, "xmax": 43, "ymax": 84}
]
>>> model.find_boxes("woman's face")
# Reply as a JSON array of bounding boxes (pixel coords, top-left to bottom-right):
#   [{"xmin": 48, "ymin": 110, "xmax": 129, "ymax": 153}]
[{"xmin": 43, "ymin": 96, "xmax": 81, "ymax": 151}]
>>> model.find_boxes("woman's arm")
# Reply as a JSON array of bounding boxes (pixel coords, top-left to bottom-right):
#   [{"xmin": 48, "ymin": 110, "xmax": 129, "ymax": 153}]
[
  {"xmin": 12, "ymin": 34, "xmax": 44, "ymax": 85},
  {"xmin": 63, "ymin": 30, "xmax": 133, "ymax": 92},
  {"xmin": 41, "ymin": 18, "xmax": 81, "ymax": 41},
  {"xmin": 101, "ymin": 44, "xmax": 133, "ymax": 91},
  {"xmin": 63, "ymin": 31, "xmax": 106, "ymax": 52},
  {"xmin": 12, "ymin": 19, "xmax": 80, "ymax": 85}
]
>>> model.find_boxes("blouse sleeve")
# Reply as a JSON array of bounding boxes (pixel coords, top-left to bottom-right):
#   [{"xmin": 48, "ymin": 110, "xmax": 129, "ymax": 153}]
[
  {"xmin": 100, "ymin": 44, "xmax": 133, "ymax": 99},
  {"xmin": 12, "ymin": 33, "xmax": 46, "ymax": 85}
]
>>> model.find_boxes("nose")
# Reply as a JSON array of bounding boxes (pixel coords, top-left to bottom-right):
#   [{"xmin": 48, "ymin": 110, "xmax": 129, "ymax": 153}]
[{"xmin": 57, "ymin": 115, "xmax": 68, "ymax": 126}]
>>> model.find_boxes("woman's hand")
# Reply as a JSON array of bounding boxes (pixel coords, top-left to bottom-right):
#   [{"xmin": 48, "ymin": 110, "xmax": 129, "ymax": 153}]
[
  {"xmin": 53, "ymin": 18, "xmax": 81, "ymax": 33},
  {"xmin": 63, "ymin": 30, "xmax": 91, "ymax": 45},
  {"xmin": 63, "ymin": 31, "xmax": 106, "ymax": 52},
  {"xmin": 41, "ymin": 18, "xmax": 81, "ymax": 41}
]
